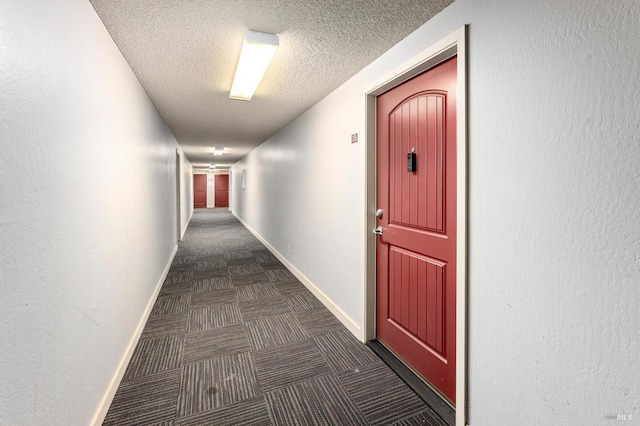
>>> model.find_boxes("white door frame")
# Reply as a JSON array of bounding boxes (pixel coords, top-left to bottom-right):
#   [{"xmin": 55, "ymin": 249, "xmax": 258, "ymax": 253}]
[{"xmin": 361, "ymin": 26, "xmax": 468, "ymax": 426}]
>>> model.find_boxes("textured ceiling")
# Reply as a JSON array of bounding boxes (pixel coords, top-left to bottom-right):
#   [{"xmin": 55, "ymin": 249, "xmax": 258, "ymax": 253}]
[{"xmin": 89, "ymin": 0, "xmax": 453, "ymax": 170}]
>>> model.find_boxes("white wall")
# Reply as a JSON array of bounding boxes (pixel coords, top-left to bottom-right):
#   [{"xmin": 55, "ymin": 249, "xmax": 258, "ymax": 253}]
[
  {"xmin": 0, "ymin": 0, "xmax": 191, "ymax": 424},
  {"xmin": 181, "ymin": 154, "xmax": 194, "ymax": 236},
  {"xmin": 231, "ymin": 94, "xmax": 363, "ymax": 332},
  {"xmin": 207, "ymin": 173, "xmax": 215, "ymax": 208},
  {"xmin": 231, "ymin": 0, "xmax": 640, "ymax": 424}
]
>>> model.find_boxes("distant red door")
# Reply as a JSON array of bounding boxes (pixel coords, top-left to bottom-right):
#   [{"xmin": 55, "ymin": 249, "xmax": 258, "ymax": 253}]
[
  {"xmin": 215, "ymin": 174, "xmax": 229, "ymax": 207},
  {"xmin": 375, "ymin": 57, "xmax": 457, "ymax": 404},
  {"xmin": 193, "ymin": 174, "xmax": 207, "ymax": 208}
]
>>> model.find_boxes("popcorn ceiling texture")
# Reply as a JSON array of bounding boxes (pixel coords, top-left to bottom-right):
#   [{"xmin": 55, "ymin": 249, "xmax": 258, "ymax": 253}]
[{"xmin": 88, "ymin": 0, "xmax": 453, "ymax": 166}]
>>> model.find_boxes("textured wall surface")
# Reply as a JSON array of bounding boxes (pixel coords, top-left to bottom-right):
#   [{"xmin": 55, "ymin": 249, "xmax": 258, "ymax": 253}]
[
  {"xmin": 0, "ymin": 0, "xmax": 189, "ymax": 424},
  {"xmin": 232, "ymin": 0, "xmax": 640, "ymax": 424},
  {"xmin": 462, "ymin": 1, "xmax": 640, "ymax": 424}
]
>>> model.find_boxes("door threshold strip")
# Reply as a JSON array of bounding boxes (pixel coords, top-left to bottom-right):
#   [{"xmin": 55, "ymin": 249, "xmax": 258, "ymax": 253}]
[{"xmin": 366, "ymin": 340, "xmax": 455, "ymax": 426}]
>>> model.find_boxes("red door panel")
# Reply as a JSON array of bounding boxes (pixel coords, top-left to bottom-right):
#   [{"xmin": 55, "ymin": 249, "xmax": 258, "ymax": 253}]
[
  {"xmin": 376, "ymin": 57, "xmax": 457, "ymax": 404},
  {"xmin": 193, "ymin": 174, "xmax": 207, "ymax": 208},
  {"xmin": 214, "ymin": 174, "xmax": 229, "ymax": 207},
  {"xmin": 388, "ymin": 247, "xmax": 445, "ymax": 355}
]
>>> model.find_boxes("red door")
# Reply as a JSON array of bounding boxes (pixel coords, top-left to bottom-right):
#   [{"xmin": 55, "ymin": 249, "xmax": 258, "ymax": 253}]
[
  {"xmin": 193, "ymin": 174, "xmax": 207, "ymax": 208},
  {"xmin": 214, "ymin": 174, "xmax": 229, "ymax": 207},
  {"xmin": 375, "ymin": 57, "xmax": 457, "ymax": 404}
]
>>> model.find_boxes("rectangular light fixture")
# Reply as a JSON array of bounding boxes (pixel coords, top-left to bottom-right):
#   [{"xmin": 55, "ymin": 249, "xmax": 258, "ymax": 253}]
[
  {"xmin": 229, "ymin": 30, "xmax": 279, "ymax": 101},
  {"xmin": 213, "ymin": 147, "xmax": 224, "ymax": 156}
]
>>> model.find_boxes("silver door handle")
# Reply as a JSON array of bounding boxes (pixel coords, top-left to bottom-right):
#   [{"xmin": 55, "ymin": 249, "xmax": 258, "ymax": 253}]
[{"xmin": 373, "ymin": 227, "xmax": 383, "ymax": 235}]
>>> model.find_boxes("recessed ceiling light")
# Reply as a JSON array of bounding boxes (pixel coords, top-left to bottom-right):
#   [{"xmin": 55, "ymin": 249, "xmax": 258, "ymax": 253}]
[
  {"xmin": 229, "ymin": 30, "xmax": 279, "ymax": 101},
  {"xmin": 213, "ymin": 147, "xmax": 224, "ymax": 156}
]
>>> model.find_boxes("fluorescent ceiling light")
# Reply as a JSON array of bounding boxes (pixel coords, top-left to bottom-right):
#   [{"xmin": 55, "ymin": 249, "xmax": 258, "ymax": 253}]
[
  {"xmin": 213, "ymin": 147, "xmax": 224, "ymax": 156},
  {"xmin": 229, "ymin": 30, "xmax": 279, "ymax": 101}
]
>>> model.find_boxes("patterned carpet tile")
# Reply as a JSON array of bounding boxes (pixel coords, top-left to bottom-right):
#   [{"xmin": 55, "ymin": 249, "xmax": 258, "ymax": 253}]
[
  {"xmin": 192, "ymin": 269, "xmax": 230, "ymax": 282},
  {"xmin": 314, "ymin": 330, "xmax": 381, "ymax": 373},
  {"xmin": 187, "ymin": 303, "xmax": 243, "ymax": 332},
  {"xmin": 245, "ymin": 313, "xmax": 308, "ymax": 351},
  {"xmin": 253, "ymin": 252, "xmax": 279, "ymax": 264},
  {"xmin": 176, "ymin": 245, "xmax": 198, "ymax": 255},
  {"xmin": 252, "ymin": 339, "xmax": 333, "ymax": 392},
  {"xmin": 284, "ymin": 290, "xmax": 324, "ymax": 313},
  {"xmin": 225, "ymin": 258, "xmax": 261, "ymax": 268},
  {"xmin": 152, "ymin": 420, "xmax": 175, "ymax": 426},
  {"xmin": 170, "ymin": 261, "xmax": 195, "ymax": 272},
  {"xmin": 260, "ymin": 264, "xmax": 293, "ymax": 272},
  {"xmin": 159, "ymin": 281, "xmax": 192, "ymax": 297},
  {"xmin": 193, "ymin": 253, "xmax": 226, "ymax": 262},
  {"xmin": 175, "ymin": 397, "xmax": 271, "ymax": 426},
  {"xmin": 391, "ymin": 408, "xmax": 450, "ymax": 426},
  {"xmin": 189, "ymin": 288, "xmax": 237, "ymax": 308},
  {"xmin": 140, "ymin": 313, "xmax": 188, "ymax": 340},
  {"xmin": 294, "ymin": 307, "xmax": 345, "ymax": 337},
  {"xmin": 165, "ymin": 271, "xmax": 193, "ymax": 284},
  {"xmin": 230, "ymin": 271, "xmax": 271, "ymax": 286},
  {"xmin": 266, "ymin": 374, "xmax": 367, "ymax": 426},
  {"xmin": 235, "ymin": 282, "xmax": 279, "ymax": 302},
  {"xmin": 238, "ymin": 296, "xmax": 291, "ymax": 322},
  {"xmin": 224, "ymin": 250, "xmax": 254, "ymax": 259},
  {"xmin": 222, "ymin": 240, "xmax": 253, "ymax": 250},
  {"xmin": 191, "ymin": 276, "xmax": 232, "ymax": 293},
  {"xmin": 246, "ymin": 242, "xmax": 269, "ymax": 250},
  {"xmin": 338, "ymin": 362, "xmax": 426, "ymax": 425},
  {"xmin": 104, "ymin": 369, "xmax": 181, "ymax": 426},
  {"xmin": 124, "ymin": 335, "xmax": 184, "ymax": 379},
  {"xmin": 172, "ymin": 255, "xmax": 196, "ymax": 265},
  {"xmin": 177, "ymin": 352, "xmax": 261, "ymax": 417},
  {"xmin": 229, "ymin": 263, "xmax": 264, "ymax": 276},
  {"xmin": 193, "ymin": 247, "xmax": 224, "ymax": 256},
  {"xmin": 151, "ymin": 294, "xmax": 191, "ymax": 317},
  {"xmin": 183, "ymin": 324, "xmax": 250, "ymax": 364},
  {"xmin": 193, "ymin": 259, "xmax": 227, "ymax": 271},
  {"xmin": 265, "ymin": 268, "xmax": 296, "ymax": 282},
  {"xmin": 105, "ymin": 209, "xmax": 445, "ymax": 426},
  {"xmin": 272, "ymin": 279, "xmax": 307, "ymax": 295}
]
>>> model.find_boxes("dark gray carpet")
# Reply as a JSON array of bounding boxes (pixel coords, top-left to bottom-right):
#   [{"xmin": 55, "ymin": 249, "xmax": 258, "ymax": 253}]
[{"xmin": 103, "ymin": 208, "xmax": 447, "ymax": 426}]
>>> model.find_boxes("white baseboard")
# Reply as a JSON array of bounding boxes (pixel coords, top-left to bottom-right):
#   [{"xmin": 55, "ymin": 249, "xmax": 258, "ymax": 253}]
[
  {"xmin": 90, "ymin": 244, "xmax": 178, "ymax": 426},
  {"xmin": 181, "ymin": 210, "xmax": 193, "ymax": 240},
  {"xmin": 233, "ymin": 213, "xmax": 361, "ymax": 338}
]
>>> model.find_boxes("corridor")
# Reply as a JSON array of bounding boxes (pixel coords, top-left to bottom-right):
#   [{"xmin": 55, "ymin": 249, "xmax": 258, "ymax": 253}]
[{"xmin": 103, "ymin": 209, "xmax": 446, "ymax": 425}]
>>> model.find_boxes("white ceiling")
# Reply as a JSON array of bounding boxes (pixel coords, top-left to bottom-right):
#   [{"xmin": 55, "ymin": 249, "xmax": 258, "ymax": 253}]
[{"xmin": 89, "ymin": 0, "xmax": 453, "ymax": 170}]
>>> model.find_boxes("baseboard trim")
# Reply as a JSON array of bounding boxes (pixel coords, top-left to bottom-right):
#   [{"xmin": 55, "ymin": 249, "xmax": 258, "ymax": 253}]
[
  {"xmin": 233, "ymin": 212, "xmax": 361, "ymax": 338},
  {"xmin": 181, "ymin": 210, "xmax": 193, "ymax": 240},
  {"xmin": 90, "ymin": 244, "xmax": 178, "ymax": 426}
]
